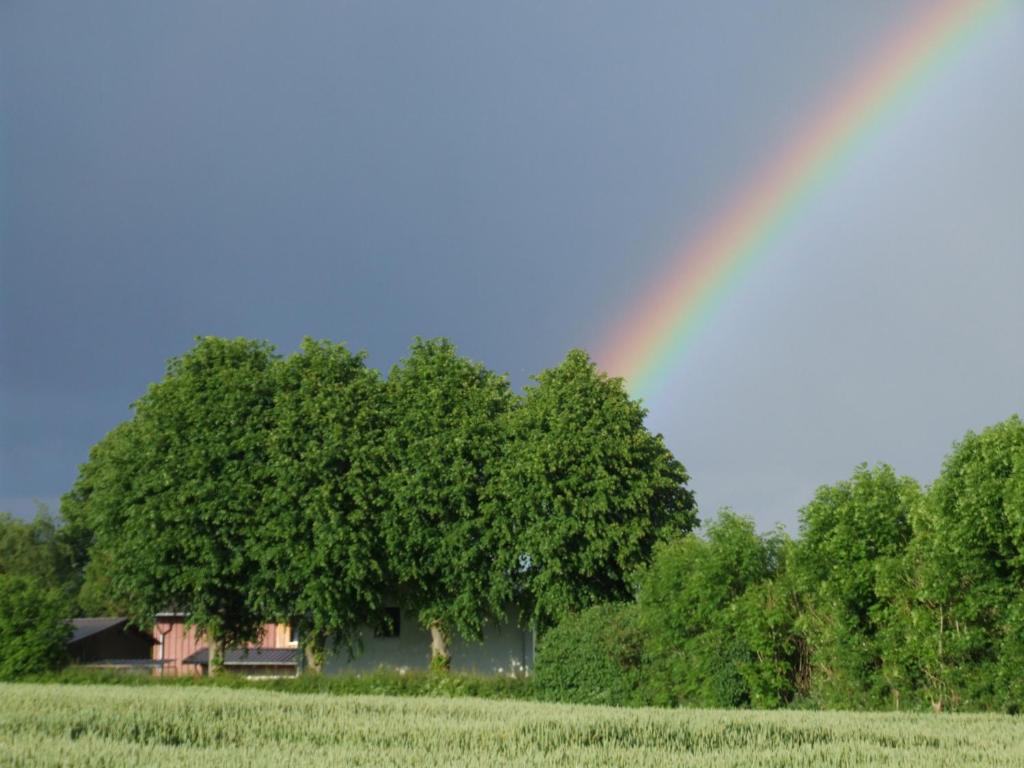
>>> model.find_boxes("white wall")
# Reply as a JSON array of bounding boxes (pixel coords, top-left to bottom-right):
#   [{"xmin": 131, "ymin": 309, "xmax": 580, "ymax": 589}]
[{"xmin": 323, "ymin": 609, "xmax": 533, "ymax": 676}]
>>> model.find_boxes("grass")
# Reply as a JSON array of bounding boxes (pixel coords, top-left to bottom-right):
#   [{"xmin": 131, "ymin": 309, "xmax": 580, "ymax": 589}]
[{"xmin": 1, "ymin": 682, "xmax": 1022, "ymax": 767}]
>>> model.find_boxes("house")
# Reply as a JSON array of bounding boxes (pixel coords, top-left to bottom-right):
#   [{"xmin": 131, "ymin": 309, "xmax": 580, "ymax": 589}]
[
  {"xmin": 68, "ymin": 617, "xmax": 159, "ymax": 670},
  {"xmin": 151, "ymin": 614, "xmax": 299, "ymax": 677},
  {"xmin": 324, "ymin": 608, "xmax": 534, "ymax": 676},
  {"xmin": 150, "ymin": 609, "xmax": 533, "ymax": 677}
]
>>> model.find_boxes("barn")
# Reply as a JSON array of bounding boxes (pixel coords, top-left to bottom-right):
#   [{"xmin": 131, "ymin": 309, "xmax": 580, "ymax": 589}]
[{"xmin": 68, "ymin": 617, "xmax": 158, "ymax": 670}]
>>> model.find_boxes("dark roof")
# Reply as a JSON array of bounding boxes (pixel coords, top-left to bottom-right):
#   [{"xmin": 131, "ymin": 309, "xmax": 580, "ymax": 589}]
[
  {"xmin": 183, "ymin": 647, "xmax": 299, "ymax": 666},
  {"xmin": 69, "ymin": 617, "xmax": 128, "ymax": 644},
  {"xmin": 69, "ymin": 617, "xmax": 157, "ymax": 645}
]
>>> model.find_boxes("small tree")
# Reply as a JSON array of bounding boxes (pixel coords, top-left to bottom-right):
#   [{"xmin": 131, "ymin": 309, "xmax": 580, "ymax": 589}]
[
  {"xmin": 502, "ymin": 350, "xmax": 696, "ymax": 630},
  {"xmin": 795, "ymin": 464, "xmax": 919, "ymax": 708},
  {"xmin": 637, "ymin": 510, "xmax": 787, "ymax": 707},
  {"xmin": 0, "ymin": 574, "xmax": 71, "ymax": 679}
]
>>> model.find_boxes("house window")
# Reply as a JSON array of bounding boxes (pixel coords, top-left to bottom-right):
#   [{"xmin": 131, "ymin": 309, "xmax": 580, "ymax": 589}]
[
  {"xmin": 375, "ymin": 607, "xmax": 400, "ymax": 639},
  {"xmin": 287, "ymin": 625, "xmax": 299, "ymax": 646}
]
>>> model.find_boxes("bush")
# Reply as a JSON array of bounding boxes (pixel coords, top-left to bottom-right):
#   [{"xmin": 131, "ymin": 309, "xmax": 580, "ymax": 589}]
[
  {"xmin": 25, "ymin": 665, "xmax": 536, "ymax": 701},
  {"xmin": 0, "ymin": 574, "xmax": 72, "ymax": 679},
  {"xmin": 636, "ymin": 513, "xmax": 799, "ymax": 708},
  {"xmin": 534, "ymin": 602, "xmax": 644, "ymax": 706}
]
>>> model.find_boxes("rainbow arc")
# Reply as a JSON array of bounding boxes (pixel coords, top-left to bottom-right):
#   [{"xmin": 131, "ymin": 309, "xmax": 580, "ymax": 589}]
[{"xmin": 598, "ymin": 0, "xmax": 1011, "ymax": 398}]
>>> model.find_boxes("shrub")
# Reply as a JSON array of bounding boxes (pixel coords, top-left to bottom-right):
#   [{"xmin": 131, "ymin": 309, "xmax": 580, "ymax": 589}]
[
  {"xmin": 534, "ymin": 602, "xmax": 644, "ymax": 706},
  {"xmin": 0, "ymin": 574, "xmax": 72, "ymax": 679},
  {"xmin": 25, "ymin": 665, "xmax": 536, "ymax": 701},
  {"xmin": 636, "ymin": 512, "xmax": 799, "ymax": 708}
]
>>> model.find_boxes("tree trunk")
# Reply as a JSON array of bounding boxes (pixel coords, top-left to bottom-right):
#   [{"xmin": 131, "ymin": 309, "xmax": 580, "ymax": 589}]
[
  {"xmin": 207, "ymin": 628, "xmax": 225, "ymax": 678},
  {"xmin": 304, "ymin": 643, "xmax": 322, "ymax": 674},
  {"xmin": 429, "ymin": 621, "xmax": 450, "ymax": 672}
]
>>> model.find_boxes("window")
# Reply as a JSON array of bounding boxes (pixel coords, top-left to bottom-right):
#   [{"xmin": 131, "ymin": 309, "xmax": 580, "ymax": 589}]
[
  {"xmin": 375, "ymin": 607, "xmax": 401, "ymax": 639},
  {"xmin": 287, "ymin": 624, "xmax": 299, "ymax": 646}
]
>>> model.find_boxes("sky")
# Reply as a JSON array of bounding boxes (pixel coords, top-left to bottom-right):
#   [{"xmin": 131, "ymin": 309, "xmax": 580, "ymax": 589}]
[{"xmin": 2, "ymin": 1, "xmax": 1022, "ymax": 532}]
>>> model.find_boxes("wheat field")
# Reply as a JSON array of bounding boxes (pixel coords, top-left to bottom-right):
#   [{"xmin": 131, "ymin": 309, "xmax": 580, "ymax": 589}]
[{"xmin": 0, "ymin": 683, "xmax": 1021, "ymax": 767}]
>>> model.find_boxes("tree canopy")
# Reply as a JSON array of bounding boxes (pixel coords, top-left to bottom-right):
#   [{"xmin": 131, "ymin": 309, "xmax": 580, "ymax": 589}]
[
  {"xmin": 885, "ymin": 415, "xmax": 1024, "ymax": 710},
  {"xmin": 0, "ymin": 506, "xmax": 75, "ymax": 595},
  {"xmin": 380, "ymin": 338, "xmax": 516, "ymax": 666},
  {"xmin": 795, "ymin": 463, "xmax": 920, "ymax": 708},
  {"xmin": 252, "ymin": 339, "xmax": 389, "ymax": 666},
  {"xmin": 56, "ymin": 331, "xmax": 1021, "ymax": 709},
  {"xmin": 62, "ymin": 336, "xmax": 693, "ymax": 671},
  {"xmin": 501, "ymin": 350, "xmax": 697, "ymax": 629},
  {"xmin": 65, "ymin": 337, "xmax": 279, "ymax": 670}
]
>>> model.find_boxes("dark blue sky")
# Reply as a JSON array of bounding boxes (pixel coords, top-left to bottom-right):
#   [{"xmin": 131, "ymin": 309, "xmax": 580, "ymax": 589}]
[{"xmin": 2, "ymin": 1, "xmax": 1022, "ymax": 530}]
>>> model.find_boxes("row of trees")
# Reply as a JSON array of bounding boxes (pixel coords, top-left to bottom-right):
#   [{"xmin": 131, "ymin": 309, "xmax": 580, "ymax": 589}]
[
  {"xmin": 537, "ymin": 414, "xmax": 1024, "ymax": 712},
  {"xmin": 58, "ymin": 336, "xmax": 696, "ymax": 672}
]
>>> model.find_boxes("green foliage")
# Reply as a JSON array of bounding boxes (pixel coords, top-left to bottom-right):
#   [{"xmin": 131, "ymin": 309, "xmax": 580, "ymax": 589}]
[
  {"xmin": 61, "ymin": 335, "xmax": 698, "ymax": 675},
  {"xmin": 730, "ymin": 560, "xmax": 808, "ymax": 708},
  {"xmin": 534, "ymin": 603, "xmax": 644, "ymax": 706},
  {"xmin": 252, "ymin": 339, "xmax": 389, "ymax": 660},
  {"xmin": 75, "ymin": 547, "xmax": 133, "ymax": 617},
  {"xmin": 381, "ymin": 338, "xmax": 516, "ymax": 646},
  {"xmin": 429, "ymin": 651, "xmax": 452, "ymax": 674},
  {"xmin": 0, "ymin": 574, "xmax": 72, "ymax": 679},
  {"xmin": 25, "ymin": 665, "xmax": 536, "ymax": 701},
  {"xmin": 0, "ymin": 506, "xmax": 76, "ymax": 595},
  {"xmin": 795, "ymin": 463, "xmax": 920, "ymax": 708},
  {"xmin": 637, "ymin": 510, "xmax": 795, "ymax": 708},
  {"xmin": 889, "ymin": 415, "xmax": 1024, "ymax": 712},
  {"xmin": 66, "ymin": 337, "xmax": 279, "ymax": 650},
  {"xmin": 55, "ymin": 327, "xmax": 1020, "ymax": 713},
  {"xmin": 501, "ymin": 350, "xmax": 696, "ymax": 629}
]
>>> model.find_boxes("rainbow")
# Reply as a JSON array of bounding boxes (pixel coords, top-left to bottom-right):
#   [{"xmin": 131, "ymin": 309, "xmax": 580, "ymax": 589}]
[{"xmin": 598, "ymin": 0, "xmax": 1011, "ymax": 398}]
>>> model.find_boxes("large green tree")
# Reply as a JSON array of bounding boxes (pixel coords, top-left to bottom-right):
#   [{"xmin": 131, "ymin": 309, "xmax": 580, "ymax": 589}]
[
  {"xmin": 501, "ymin": 350, "xmax": 696, "ymax": 630},
  {"xmin": 381, "ymin": 338, "xmax": 516, "ymax": 668},
  {"xmin": 251, "ymin": 339, "xmax": 389, "ymax": 669},
  {"xmin": 885, "ymin": 415, "xmax": 1024, "ymax": 711},
  {"xmin": 795, "ymin": 463, "xmax": 919, "ymax": 708},
  {"xmin": 63, "ymin": 337, "xmax": 278, "ymax": 673}
]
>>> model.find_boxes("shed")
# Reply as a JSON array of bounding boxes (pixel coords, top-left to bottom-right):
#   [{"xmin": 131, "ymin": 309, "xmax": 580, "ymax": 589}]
[{"xmin": 68, "ymin": 617, "xmax": 158, "ymax": 667}]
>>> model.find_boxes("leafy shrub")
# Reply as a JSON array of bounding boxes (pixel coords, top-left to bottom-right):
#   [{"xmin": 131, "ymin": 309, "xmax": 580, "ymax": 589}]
[
  {"xmin": 534, "ymin": 602, "xmax": 644, "ymax": 706},
  {"xmin": 637, "ymin": 512, "xmax": 799, "ymax": 708},
  {"xmin": 0, "ymin": 574, "xmax": 72, "ymax": 679},
  {"xmin": 27, "ymin": 665, "xmax": 536, "ymax": 700}
]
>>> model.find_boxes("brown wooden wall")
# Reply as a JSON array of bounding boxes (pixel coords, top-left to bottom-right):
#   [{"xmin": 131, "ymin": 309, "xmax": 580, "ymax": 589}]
[{"xmin": 151, "ymin": 618, "xmax": 293, "ymax": 676}]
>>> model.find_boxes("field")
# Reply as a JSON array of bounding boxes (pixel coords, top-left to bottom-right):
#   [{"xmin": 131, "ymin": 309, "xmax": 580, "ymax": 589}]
[{"xmin": 1, "ymin": 684, "xmax": 1022, "ymax": 767}]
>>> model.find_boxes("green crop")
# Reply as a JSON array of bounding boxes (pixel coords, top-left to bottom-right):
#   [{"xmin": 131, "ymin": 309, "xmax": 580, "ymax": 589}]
[{"xmin": 1, "ymin": 683, "xmax": 1021, "ymax": 766}]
